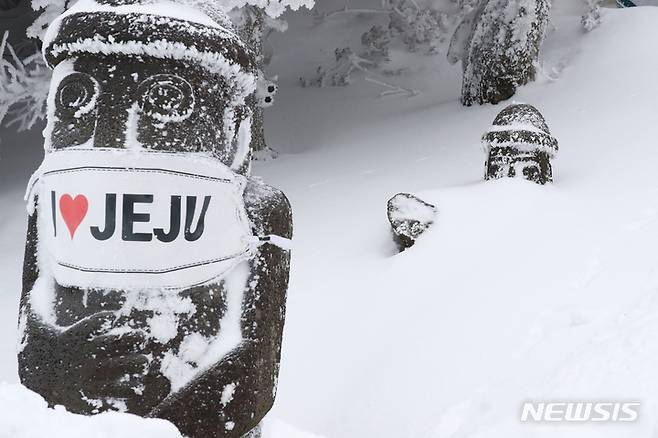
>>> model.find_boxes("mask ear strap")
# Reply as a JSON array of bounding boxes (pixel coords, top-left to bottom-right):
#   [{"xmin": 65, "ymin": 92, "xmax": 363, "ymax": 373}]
[{"xmin": 248, "ymin": 235, "xmax": 293, "ymax": 251}]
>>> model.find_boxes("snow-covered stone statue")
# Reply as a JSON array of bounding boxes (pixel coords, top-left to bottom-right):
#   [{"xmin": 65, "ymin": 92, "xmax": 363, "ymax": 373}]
[
  {"xmin": 18, "ymin": 2, "xmax": 293, "ymax": 437},
  {"xmin": 482, "ymin": 103, "xmax": 558, "ymax": 184},
  {"xmin": 387, "ymin": 193, "xmax": 437, "ymax": 251},
  {"xmin": 448, "ymin": 0, "xmax": 551, "ymax": 106}
]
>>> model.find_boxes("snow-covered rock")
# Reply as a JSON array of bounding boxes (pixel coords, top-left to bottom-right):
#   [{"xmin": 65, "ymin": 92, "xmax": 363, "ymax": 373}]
[
  {"xmin": 387, "ymin": 192, "xmax": 437, "ymax": 250},
  {"xmin": 0, "ymin": 383, "xmax": 183, "ymax": 438}
]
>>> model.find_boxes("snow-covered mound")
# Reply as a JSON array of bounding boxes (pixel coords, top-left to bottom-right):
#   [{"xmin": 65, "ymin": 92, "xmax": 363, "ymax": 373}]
[
  {"xmin": 0, "ymin": 383, "xmax": 325, "ymax": 438},
  {"xmin": 255, "ymin": 4, "xmax": 658, "ymax": 438},
  {"xmin": 1, "ymin": 1, "xmax": 658, "ymax": 438},
  {"xmin": 0, "ymin": 383, "xmax": 183, "ymax": 438}
]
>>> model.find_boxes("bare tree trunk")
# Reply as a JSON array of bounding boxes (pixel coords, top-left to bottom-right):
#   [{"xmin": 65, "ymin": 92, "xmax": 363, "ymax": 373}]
[
  {"xmin": 0, "ymin": 0, "xmax": 39, "ymax": 59},
  {"xmin": 452, "ymin": 0, "xmax": 550, "ymax": 106},
  {"xmin": 239, "ymin": 7, "xmax": 270, "ymax": 158}
]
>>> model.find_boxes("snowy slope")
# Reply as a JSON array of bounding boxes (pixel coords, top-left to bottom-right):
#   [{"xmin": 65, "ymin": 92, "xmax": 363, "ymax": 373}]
[
  {"xmin": 2, "ymin": 1, "xmax": 658, "ymax": 437},
  {"xmin": 258, "ymin": 3, "xmax": 658, "ymax": 438}
]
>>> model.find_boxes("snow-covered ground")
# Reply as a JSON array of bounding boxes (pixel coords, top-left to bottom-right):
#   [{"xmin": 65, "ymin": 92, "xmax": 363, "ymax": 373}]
[{"xmin": 2, "ymin": 1, "xmax": 658, "ymax": 437}]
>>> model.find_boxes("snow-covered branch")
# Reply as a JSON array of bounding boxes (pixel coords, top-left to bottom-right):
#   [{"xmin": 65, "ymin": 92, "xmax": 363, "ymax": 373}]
[
  {"xmin": 302, "ymin": 0, "xmax": 468, "ymax": 95},
  {"xmin": 364, "ymin": 76, "xmax": 420, "ymax": 98},
  {"xmin": 0, "ymin": 31, "xmax": 50, "ymax": 133}
]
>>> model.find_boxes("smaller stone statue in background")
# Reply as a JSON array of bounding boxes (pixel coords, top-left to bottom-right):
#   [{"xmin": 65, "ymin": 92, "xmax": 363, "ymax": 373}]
[
  {"xmin": 482, "ymin": 104, "xmax": 558, "ymax": 185},
  {"xmin": 387, "ymin": 193, "xmax": 437, "ymax": 251}
]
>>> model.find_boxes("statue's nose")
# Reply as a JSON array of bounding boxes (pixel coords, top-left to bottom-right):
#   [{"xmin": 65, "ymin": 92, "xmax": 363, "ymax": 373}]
[{"xmin": 93, "ymin": 89, "xmax": 134, "ymax": 149}]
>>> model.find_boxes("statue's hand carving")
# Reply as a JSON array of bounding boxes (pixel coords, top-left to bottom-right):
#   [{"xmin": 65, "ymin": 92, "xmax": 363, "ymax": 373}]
[
  {"xmin": 149, "ymin": 342, "xmax": 260, "ymax": 438},
  {"xmin": 61, "ymin": 312, "xmax": 149, "ymax": 399},
  {"xmin": 21, "ymin": 311, "xmax": 154, "ymax": 413}
]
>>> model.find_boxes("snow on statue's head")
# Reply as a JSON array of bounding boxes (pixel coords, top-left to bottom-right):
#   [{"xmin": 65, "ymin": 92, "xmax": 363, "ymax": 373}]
[
  {"xmin": 42, "ymin": 0, "xmax": 257, "ymax": 173},
  {"xmin": 19, "ymin": 2, "xmax": 293, "ymax": 437},
  {"xmin": 482, "ymin": 104, "xmax": 558, "ymax": 185}
]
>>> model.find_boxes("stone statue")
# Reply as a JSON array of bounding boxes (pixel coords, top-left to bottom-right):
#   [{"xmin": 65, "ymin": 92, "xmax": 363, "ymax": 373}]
[
  {"xmin": 482, "ymin": 104, "xmax": 558, "ymax": 185},
  {"xmin": 18, "ymin": 2, "xmax": 292, "ymax": 437}
]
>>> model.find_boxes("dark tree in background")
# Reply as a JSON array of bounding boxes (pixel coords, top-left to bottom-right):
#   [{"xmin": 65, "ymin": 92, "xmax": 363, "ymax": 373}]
[
  {"xmin": 234, "ymin": 6, "xmax": 280, "ymax": 159},
  {"xmin": 448, "ymin": 0, "xmax": 551, "ymax": 106},
  {"xmin": 239, "ymin": 7, "xmax": 266, "ymax": 157}
]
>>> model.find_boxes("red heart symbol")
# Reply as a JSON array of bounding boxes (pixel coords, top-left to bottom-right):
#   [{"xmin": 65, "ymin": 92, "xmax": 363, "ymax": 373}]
[{"xmin": 60, "ymin": 194, "xmax": 88, "ymax": 239}]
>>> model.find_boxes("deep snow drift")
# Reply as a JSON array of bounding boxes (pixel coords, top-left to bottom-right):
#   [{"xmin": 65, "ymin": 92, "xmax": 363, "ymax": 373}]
[{"xmin": 2, "ymin": 1, "xmax": 658, "ymax": 437}]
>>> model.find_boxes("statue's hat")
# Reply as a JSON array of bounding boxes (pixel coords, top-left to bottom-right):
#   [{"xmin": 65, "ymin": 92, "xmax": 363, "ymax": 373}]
[
  {"xmin": 482, "ymin": 104, "xmax": 558, "ymax": 157},
  {"xmin": 43, "ymin": 0, "xmax": 257, "ymax": 99}
]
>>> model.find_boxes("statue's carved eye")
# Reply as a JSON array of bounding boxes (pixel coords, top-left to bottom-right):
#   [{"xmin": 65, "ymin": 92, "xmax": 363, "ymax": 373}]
[
  {"xmin": 55, "ymin": 73, "xmax": 99, "ymax": 117},
  {"xmin": 137, "ymin": 75, "xmax": 195, "ymax": 123}
]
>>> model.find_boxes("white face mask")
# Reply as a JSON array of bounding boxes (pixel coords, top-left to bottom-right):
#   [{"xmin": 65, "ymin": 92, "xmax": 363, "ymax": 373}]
[{"xmin": 26, "ymin": 148, "xmax": 257, "ymax": 291}]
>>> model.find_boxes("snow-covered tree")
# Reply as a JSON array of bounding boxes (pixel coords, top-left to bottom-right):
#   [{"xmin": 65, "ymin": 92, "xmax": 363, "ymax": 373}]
[
  {"xmin": 581, "ymin": 0, "xmax": 603, "ymax": 32},
  {"xmin": 448, "ymin": 0, "xmax": 551, "ymax": 106}
]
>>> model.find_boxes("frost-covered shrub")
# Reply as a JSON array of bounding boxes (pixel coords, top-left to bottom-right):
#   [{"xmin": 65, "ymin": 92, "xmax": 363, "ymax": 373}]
[
  {"xmin": 218, "ymin": 0, "xmax": 312, "ymax": 18},
  {"xmin": 361, "ymin": 24, "xmax": 391, "ymax": 59},
  {"xmin": 26, "ymin": 0, "xmax": 64, "ymax": 41},
  {"xmin": 0, "ymin": 31, "xmax": 49, "ymax": 132},
  {"xmin": 304, "ymin": 0, "xmax": 473, "ymax": 94},
  {"xmin": 387, "ymin": 0, "xmax": 453, "ymax": 54},
  {"xmin": 449, "ymin": 0, "xmax": 551, "ymax": 106},
  {"xmin": 581, "ymin": 0, "xmax": 602, "ymax": 32},
  {"xmin": 301, "ymin": 48, "xmax": 374, "ymax": 87},
  {"xmin": 27, "ymin": 0, "xmax": 313, "ymax": 42}
]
